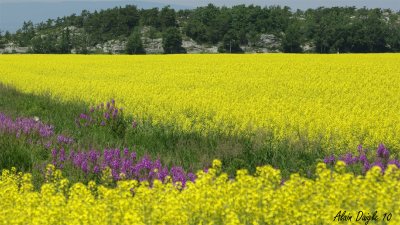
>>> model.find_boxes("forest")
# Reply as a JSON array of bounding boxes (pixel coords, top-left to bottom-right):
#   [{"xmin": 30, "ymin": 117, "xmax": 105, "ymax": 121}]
[{"xmin": 0, "ymin": 4, "xmax": 399, "ymax": 53}]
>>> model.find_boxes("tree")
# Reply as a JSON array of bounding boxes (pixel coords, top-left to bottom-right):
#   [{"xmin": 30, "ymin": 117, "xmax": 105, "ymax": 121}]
[
  {"xmin": 59, "ymin": 27, "xmax": 72, "ymax": 53},
  {"xmin": 72, "ymin": 31, "xmax": 90, "ymax": 54},
  {"xmin": 218, "ymin": 30, "xmax": 243, "ymax": 53},
  {"xmin": 282, "ymin": 20, "xmax": 303, "ymax": 53},
  {"xmin": 0, "ymin": 31, "xmax": 5, "ymax": 48},
  {"xmin": 162, "ymin": 27, "xmax": 186, "ymax": 54},
  {"xmin": 126, "ymin": 28, "xmax": 145, "ymax": 54},
  {"xmin": 146, "ymin": 26, "xmax": 158, "ymax": 41},
  {"xmin": 140, "ymin": 8, "xmax": 160, "ymax": 28},
  {"xmin": 4, "ymin": 31, "xmax": 11, "ymax": 42},
  {"xmin": 160, "ymin": 6, "xmax": 177, "ymax": 30},
  {"xmin": 246, "ymin": 27, "xmax": 260, "ymax": 47},
  {"xmin": 17, "ymin": 20, "xmax": 35, "ymax": 47},
  {"xmin": 31, "ymin": 34, "xmax": 58, "ymax": 53}
]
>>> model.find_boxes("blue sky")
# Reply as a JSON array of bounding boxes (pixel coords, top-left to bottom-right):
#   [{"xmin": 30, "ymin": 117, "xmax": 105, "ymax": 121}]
[
  {"xmin": 1, "ymin": 0, "xmax": 399, "ymax": 33},
  {"xmin": 1, "ymin": 0, "xmax": 399, "ymax": 8}
]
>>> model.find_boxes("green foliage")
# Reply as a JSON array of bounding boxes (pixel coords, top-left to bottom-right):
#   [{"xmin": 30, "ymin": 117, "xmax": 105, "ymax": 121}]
[
  {"xmin": 0, "ymin": 31, "xmax": 5, "ymax": 49},
  {"xmin": 126, "ymin": 28, "xmax": 145, "ymax": 54},
  {"xmin": 4, "ymin": 5, "xmax": 400, "ymax": 53},
  {"xmin": 31, "ymin": 33, "xmax": 59, "ymax": 53},
  {"xmin": 72, "ymin": 31, "xmax": 90, "ymax": 54},
  {"xmin": 16, "ymin": 20, "xmax": 35, "ymax": 47},
  {"xmin": 0, "ymin": 83, "xmax": 326, "ymax": 181},
  {"xmin": 140, "ymin": 8, "xmax": 161, "ymax": 28},
  {"xmin": 218, "ymin": 31, "xmax": 243, "ymax": 53},
  {"xmin": 162, "ymin": 27, "xmax": 186, "ymax": 54},
  {"xmin": 282, "ymin": 19, "xmax": 303, "ymax": 53},
  {"xmin": 59, "ymin": 28, "xmax": 72, "ymax": 54},
  {"xmin": 146, "ymin": 26, "xmax": 159, "ymax": 40},
  {"xmin": 159, "ymin": 6, "xmax": 177, "ymax": 30}
]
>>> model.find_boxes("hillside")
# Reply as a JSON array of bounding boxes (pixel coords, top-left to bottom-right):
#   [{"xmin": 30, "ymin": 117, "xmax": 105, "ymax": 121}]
[{"xmin": 1, "ymin": 4, "xmax": 400, "ymax": 54}]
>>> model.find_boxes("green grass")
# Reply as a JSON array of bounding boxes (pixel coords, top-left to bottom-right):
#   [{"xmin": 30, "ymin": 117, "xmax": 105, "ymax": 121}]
[{"xmin": 0, "ymin": 83, "xmax": 326, "ymax": 183}]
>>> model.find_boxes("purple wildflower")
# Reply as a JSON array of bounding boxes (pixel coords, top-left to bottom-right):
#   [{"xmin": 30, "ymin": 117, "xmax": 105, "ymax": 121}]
[
  {"xmin": 340, "ymin": 153, "xmax": 358, "ymax": 165},
  {"xmin": 60, "ymin": 148, "xmax": 66, "ymax": 162},
  {"xmin": 371, "ymin": 161, "xmax": 385, "ymax": 173},
  {"xmin": 187, "ymin": 173, "xmax": 196, "ymax": 182},
  {"xmin": 388, "ymin": 159, "xmax": 400, "ymax": 168},
  {"xmin": 81, "ymin": 160, "xmax": 88, "ymax": 174},
  {"xmin": 93, "ymin": 165, "xmax": 100, "ymax": 174},
  {"xmin": 104, "ymin": 112, "xmax": 110, "ymax": 120},
  {"xmin": 377, "ymin": 143, "xmax": 390, "ymax": 159},
  {"xmin": 131, "ymin": 152, "xmax": 137, "ymax": 161},
  {"xmin": 323, "ymin": 154, "xmax": 336, "ymax": 165},
  {"xmin": 51, "ymin": 148, "xmax": 57, "ymax": 165},
  {"xmin": 123, "ymin": 148, "xmax": 129, "ymax": 157}
]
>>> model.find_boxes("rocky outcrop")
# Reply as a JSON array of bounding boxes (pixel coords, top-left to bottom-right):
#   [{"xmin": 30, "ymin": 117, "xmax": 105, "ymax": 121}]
[
  {"xmin": 182, "ymin": 39, "xmax": 218, "ymax": 53},
  {"xmin": 244, "ymin": 34, "xmax": 281, "ymax": 53},
  {"xmin": 1, "ymin": 30, "xmax": 283, "ymax": 54},
  {"xmin": 0, "ymin": 43, "xmax": 29, "ymax": 54},
  {"xmin": 91, "ymin": 40, "xmax": 126, "ymax": 54},
  {"xmin": 143, "ymin": 38, "xmax": 163, "ymax": 54}
]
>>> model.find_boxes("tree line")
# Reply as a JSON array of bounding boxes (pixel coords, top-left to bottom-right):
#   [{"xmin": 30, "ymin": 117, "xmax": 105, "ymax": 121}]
[{"xmin": 1, "ymin": 4, "xmax": 399, "ymax": 54}]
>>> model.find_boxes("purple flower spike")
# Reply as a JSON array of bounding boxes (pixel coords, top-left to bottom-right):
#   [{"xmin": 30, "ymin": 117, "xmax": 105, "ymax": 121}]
[
  {"xmin": 363, "ymin": 161, "xmax": 371, "ymax": 173},
  {"xmin": 377, "ymin": 143, "xmax": 389, "ymax": 159},
  {"xmin": 51, "ymin": 148, "xmax": 58, "ymax": 165},
  {"xmin": 89, "ymin": 149, "xmax": 99, "ymax": 163},
  {"xmin": 340, "ymin": 153, "xmax": 358, "ymax": 165},
  {"xmin": 93, "ymin": 165, "xmax": 100, "ymax": 174},
  {"xmin": 131, "ymin": 152, "xmax": 137, "ymax": 161},
  {"xmin": 60, "ymin": 148, "xmax": 66, "ymax": 162},
  {"xmin": 81, "ymin": 160, "xmax": 88, "ymax": 174},
  {"xmin": 359, "ymin": 154, "xmax": 368, "ymax": 164},
  {"xmin": 323, "ymin": 154, "xmax": 336, "ymax": 165},
  {"xmin": 357, "ymin": 144, "xmax": 363, "ymax": 153},
  {"xmin": 123, "ymin": 148, "xmax": 129, "ymax": 157},
  {"xmin": 158, "ymin": 167, "xmax": 169, "ymax": 182},
  {"xmin": 80, "ymin": 113, "xmax": 88, "ymax": 120},
  {"xmin": 371, "ymin": 161, "xmax": 385, "ymax": 173},
  {"xmin": 104, "ymin": 112, "xmax": 110, "ymax": 120},
  {"xmin": 388, "ymin": 159, "xmax": 400, "ymax": 168},
  {"xmin": 57, "ymin": 135, "xmax": 74, "ymax": 145},
  {"xmin": 187, "ymin": 173, "xmax": 196, "ymax": 182},
  {"xmin": 44, "ymin": 141, "xmax": 52, "ymax": 149}
]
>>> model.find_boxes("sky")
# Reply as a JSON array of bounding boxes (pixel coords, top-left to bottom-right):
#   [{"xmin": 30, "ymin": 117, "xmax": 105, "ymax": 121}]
[
  {"xmin": 1, "ymin": 0, "xmax": 399, "ymax": 8},
  {"xmin": 1, "ymin": 0, "xmax": 399, "ymax": 33}
]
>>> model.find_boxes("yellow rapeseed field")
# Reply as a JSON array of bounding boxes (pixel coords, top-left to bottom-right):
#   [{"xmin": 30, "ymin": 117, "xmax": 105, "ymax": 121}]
[
  {"xmin": 1, "ymin": 161, "xmax": 399, "ymax": 224},
  {"xmin": 1, "ymin": 54, "xmax": 400, "ymax": 150}
]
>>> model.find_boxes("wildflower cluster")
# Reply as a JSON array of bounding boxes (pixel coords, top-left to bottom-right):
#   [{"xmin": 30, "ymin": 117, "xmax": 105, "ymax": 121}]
[
  {"xmin": 1, "ymin": 160, "xmax": 400, "ymax": 224},
  {"xmin": 324, "ymin": 144, "xmax": 400, "ymax": 174},
  {"xmin": 0, "ymin": 112, "xmax": 73, "ymax": 149},
  {"xmin": 75, "ymin": 99, "xmax": 132, "ymax": 138},
  {"xmin": 51, "ymin": 147, "xmax": 195, "ymax": 186},
  {"xmin": 0, "ymin": 112, "xmax": 54, "ymax": 139}
]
